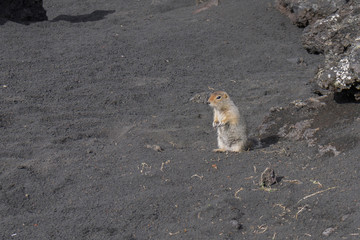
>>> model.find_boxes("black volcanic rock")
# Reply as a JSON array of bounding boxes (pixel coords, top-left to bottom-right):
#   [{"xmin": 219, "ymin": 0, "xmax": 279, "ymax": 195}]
[{"xmin": 0, "ymin": 0, "xmax": 47, "ymax": 23}]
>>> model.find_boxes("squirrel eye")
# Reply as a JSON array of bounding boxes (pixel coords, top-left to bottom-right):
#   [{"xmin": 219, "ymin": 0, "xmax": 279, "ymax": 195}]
[{"xmin": 216, "ymin": 96, "xmax": 221, "ymax": 99}]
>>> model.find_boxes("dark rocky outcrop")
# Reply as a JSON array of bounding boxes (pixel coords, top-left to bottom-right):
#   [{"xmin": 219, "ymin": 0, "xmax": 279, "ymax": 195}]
[
  {"xmin": 276, "ymin": 0, "xmax": 360, "ymax": 100},
  {"xmin": 0, "ymin": 0, "xmax": 47, "ymax": 24},
  {"xmin": 276, "ymin": 0, "xmax": 348, "ymax": 27}
]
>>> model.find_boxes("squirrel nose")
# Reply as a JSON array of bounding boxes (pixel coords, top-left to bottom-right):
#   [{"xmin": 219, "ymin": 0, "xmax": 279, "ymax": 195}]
[{"xmin": 207, "ymin": 101, "xmax": 210, "ymax": 105}]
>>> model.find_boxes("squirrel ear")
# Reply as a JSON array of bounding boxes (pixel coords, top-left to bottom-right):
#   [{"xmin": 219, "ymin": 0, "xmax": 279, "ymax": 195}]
[{"xmin": 224, "ymin": 93, "xmax": 228, "ymax": 98}]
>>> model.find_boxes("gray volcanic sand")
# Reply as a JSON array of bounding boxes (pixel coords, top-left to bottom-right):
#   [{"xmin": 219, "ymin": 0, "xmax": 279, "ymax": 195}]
[{"xmin": 1, "ymin": 0, "xmax": 359, "ymax": 239}]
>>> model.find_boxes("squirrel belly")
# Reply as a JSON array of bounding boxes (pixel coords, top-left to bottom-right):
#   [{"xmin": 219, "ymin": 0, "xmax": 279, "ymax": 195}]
[
  {"xmin": 216, "ymin": 120, "xmax": 247, "ymax": 152},
  {"xmin": 207, "ymin": 91, "xmax": 248, "ymax": 152}
]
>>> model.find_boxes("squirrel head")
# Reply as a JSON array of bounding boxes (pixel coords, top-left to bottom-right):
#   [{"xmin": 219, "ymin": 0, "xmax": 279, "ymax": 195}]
[{"xmin": 207, "ymin": 91, "xmax": 230, "ymax": 109}]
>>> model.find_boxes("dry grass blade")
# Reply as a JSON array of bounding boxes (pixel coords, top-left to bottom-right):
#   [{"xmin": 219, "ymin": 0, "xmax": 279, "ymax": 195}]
[
  {"xmin": 191, "ymin": 174, "xmax": 204, "ymax": 180},
  {"xmin": 297, "ymin": 187, "xmax": 337, "ymax": 204},
  {"xmin": 234, "ymin": 188, "xmax": 244, "ymax": 199},
  {"xmin": 283, "ymin": 179, "xmax": 303, "ymax": 184},
  {"xmin": 260, "ymin": 186, "xmax": 278, "ymax": 192},
  {"xmin": 310, "ymin": 179, "xmax": 323, "ymax": 187},
  {"xmin": 295, "ymin": 204, "xmax": 310, "ymax": 219},
  {"xmin": 272, "ymin": 232, "xmax": 277, "ymax": 240},
  {"xmin": 254, "ymin": 224, "xmax": 268, "ymax": 234},
  {"xmin": 168, "ymin": 231, "xmax": 180, "ymax": 236}
]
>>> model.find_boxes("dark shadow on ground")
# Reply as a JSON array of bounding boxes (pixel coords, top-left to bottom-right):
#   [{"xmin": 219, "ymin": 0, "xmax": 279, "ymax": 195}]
[
  {"xmin": 51, "ymin": 10, "xmax": 115, "ymax": 23},
  {"xmin": 245, "ymin": 136, "xmax": 280, "ymax": 151},
  {"xmin": 276, "ymin": 176, "xmax": 284, "ymax": 184},
  {"xmin": 334, "ymin": 87, "xmax": 360, "ymax": 103},
  {"xmin": 259, "ymin": 135, "xmax": 280, "ymax": 148}
]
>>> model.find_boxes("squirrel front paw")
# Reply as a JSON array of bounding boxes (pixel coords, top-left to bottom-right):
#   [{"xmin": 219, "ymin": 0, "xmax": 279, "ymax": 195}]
[
  {"xmin": 218, "ymin": 121, "xmax": 226, "ymax": 127},
  {"xmin": 213, "ymin": 120, "xmax": 226, "ymax": 128}
]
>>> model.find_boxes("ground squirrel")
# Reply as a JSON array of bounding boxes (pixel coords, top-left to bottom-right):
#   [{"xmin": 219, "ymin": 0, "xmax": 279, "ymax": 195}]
[{"xmin": 207, "ymin": 91, "xmax": 248, "ymax": 152}]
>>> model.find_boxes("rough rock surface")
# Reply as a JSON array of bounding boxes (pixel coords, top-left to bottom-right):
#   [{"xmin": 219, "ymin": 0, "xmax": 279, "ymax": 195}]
[
  {"xmin": 276, "ymin": 0, "xmax": 360, "ymax": 100},
  {"xmin": 259, "ymin": 95, "xmax": 359, "ymax": 156},
  {"xmin": 275, "ymin": 0, "xmax": 348, "ymax": 27},
  {"xmin": 259, "ymin": 167, "xmax": 277, "ymax": 187},
  {"xmin": 0, "ymin": 0, "xmax": 47, "ymax": 23},
  {"xmin": 303, "ymin": 5, "xmax": 360, "ymax": 99}
]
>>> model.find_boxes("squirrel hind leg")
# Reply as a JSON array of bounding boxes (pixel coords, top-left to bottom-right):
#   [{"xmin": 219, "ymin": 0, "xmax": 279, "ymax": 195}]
[
  {"xmin": 229, "ymin": 141, "xmax": 247, "ymax": 152},
  {"xmin": 213, "ymin": 148, "xmax": 227, "ymax": 153}
]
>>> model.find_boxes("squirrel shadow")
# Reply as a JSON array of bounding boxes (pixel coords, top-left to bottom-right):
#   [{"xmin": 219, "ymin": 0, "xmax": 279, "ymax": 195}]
[
  {"xmin": 259, "ymin": 135, "xmax": 280, "ymax": 148},
  {"xmin": 247, "ymin": 135, "xmax": 279, "ymax": 151},
  {"xmin": 51, "ymin": 10, "xmax": 115, "ymax": 23}
]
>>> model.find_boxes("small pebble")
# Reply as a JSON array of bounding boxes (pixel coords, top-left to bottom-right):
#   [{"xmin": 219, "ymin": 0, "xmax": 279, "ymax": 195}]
[
  {"xmin": 286, "ymin": 57, "xmax": 300, "ymax": 64},
  {"xmin": 341, "ymin": 214, "xmax": 349, "ymax": 221},
  {"xmin": 146, "ymin": 144, "xmax": 163, "ymax": 152},
  {"xmin": 322, "ymin": 227, "xmax": 335, "ymax": 236},
  {"xmin": 230, "ymin": 220, "xmax": 241, "ymax": 229},
  {"xmin": 260, "ymin": 167, "xmax": 276, "ymax": 187}
]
